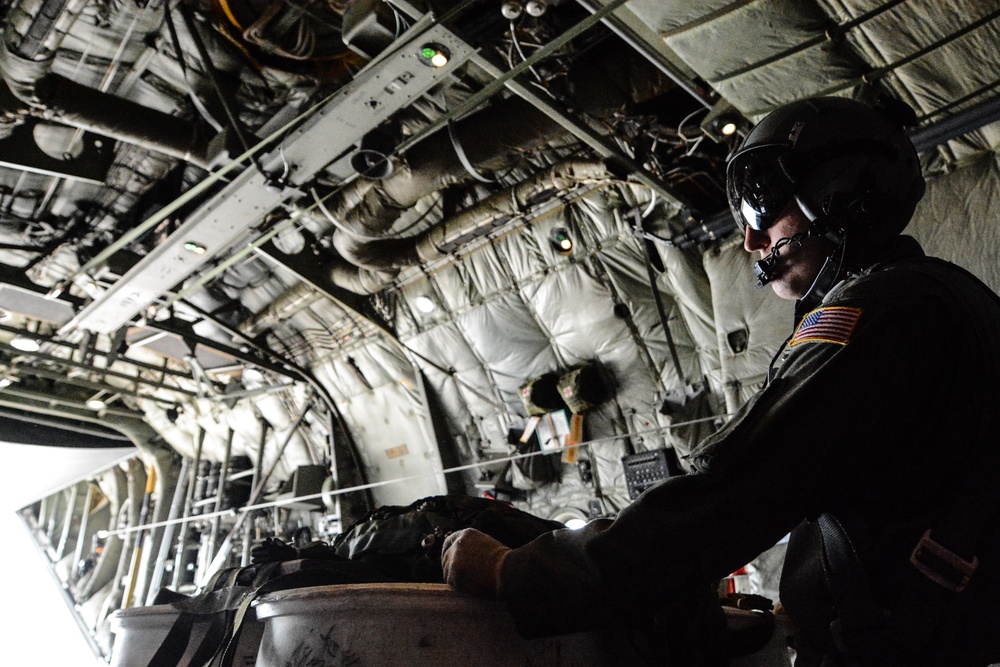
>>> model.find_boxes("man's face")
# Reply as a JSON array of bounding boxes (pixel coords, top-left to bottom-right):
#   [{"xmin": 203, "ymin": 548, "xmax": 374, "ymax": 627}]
[{"xmin": 742, "ymin": 201, "xmax": 834, "ymax": 300}]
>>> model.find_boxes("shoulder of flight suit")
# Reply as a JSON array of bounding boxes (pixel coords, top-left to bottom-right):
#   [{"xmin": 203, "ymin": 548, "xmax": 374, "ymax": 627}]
[{"xmin": 690, "ymin": 256, "xmax": 959, "ymax": 480}]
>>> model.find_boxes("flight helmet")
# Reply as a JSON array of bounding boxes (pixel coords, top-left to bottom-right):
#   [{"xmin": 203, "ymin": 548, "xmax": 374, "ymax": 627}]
[{"xmin": 726, "ymin": 97, "xmax": 926, "ymax": 242}]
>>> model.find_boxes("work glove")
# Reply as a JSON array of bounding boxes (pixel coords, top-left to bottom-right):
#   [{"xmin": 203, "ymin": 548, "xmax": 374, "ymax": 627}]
[{"xmin": 441, "ymin": 527, "xmax": 512, "ymax": 597}]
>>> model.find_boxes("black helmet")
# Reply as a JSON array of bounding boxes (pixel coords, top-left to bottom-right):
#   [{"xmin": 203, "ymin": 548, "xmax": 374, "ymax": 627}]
[{"xmin": 726, "ymin": 97, "xmax": 925, "ymax": 240}]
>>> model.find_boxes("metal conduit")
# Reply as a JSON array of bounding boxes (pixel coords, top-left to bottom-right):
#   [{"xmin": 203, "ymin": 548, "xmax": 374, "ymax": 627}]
[
  {"xmin": 911, "ymin": 92, "xmax": 1000, "ymax": 154},
  {"xmin": 145, "ymin": 456, "xmax": 189, "ymax": 605}
]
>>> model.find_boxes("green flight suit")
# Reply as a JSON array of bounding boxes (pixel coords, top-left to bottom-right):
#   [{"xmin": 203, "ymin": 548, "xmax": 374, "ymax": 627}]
[{"xmin": 499, "ymin": 236, "xmax": 1000, "ymax": 665}]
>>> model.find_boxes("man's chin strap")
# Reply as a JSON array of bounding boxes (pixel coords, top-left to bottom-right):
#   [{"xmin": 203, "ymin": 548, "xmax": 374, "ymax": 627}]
[
  {"xmin": 753, "ymin": 233, "xmax": 808, "ymax": 288},
  {"xmin": 752, "ymin": 217, "xmax": 849, "ymax": 314}
]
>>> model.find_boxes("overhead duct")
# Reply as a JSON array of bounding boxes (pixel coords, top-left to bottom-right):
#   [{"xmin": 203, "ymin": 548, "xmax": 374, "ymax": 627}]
[
  {"xmin": 328, "ymin": 259, "xmax": 400, "ymax": 295},
  {"xmin": 324, "ymin": 45, "xmax": 674, "ymax": 286},
  {"xmin": 329, "ymin": 160, "xmax": 609, "ymax": 294},
  {"xmin": 0, "ymin": 0, "xmax": 86, "ymax": 139},
  {"xmin": 239, "ymin": 282, "xmax": 323, "ymax": 339},
  {"xmin": 28, "ymin": 74, "xmax": 212, "ymax": 167},
  {"xmin": 326, "ymin": 92, "xmax": 587, "ymax": 242},
  {"xmin": 0, "ymin": 0, "xmax": 212, "ymax": 166},
  {"xmin": 3, "ymin": 0, "xmax": 88, "ymax": 61}
]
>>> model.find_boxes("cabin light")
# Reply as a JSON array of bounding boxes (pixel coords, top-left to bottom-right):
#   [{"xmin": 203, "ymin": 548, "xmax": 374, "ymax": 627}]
[
  {"xmin": 550, "ymin": 227, "xmax": 574, "ymax": 255},
  {"xmin": 242, "ymin": 367, "xmax": 264, "ymax": 383},
  {"xmin": 10, "ymin": 335, "xmax": 40, "ymax": 352},
  {"xmin": 699, "ymin": 100, "xmax": 745, "ymax": 142},
  {"xmin": 184, "ymin": 241, "xmax": 207, "ymax": 255},
  {"xmin": 564, "ymin": 518, "xmax": 587, "ymax": 530},
  {"xmin": 525, "ymin": 0, "xmax": 548, "ymax": 17},
  {"xmin": 413, "ymin": 295, "xmax": 436, "ymax": 313},
  {"xmin": 0, "ymin": 378, "xmax": 12, "ymax": 388},
  {"xmin": 86, "ymin": 399, "xmax": 107, "ymax": 411},
  {"xmin": 501, "ymin": 0, "xmax": 522, "ymax": 19},
  {"xmin": 419, "ymin": 44, "xmax": 450, "ymax": 68}
]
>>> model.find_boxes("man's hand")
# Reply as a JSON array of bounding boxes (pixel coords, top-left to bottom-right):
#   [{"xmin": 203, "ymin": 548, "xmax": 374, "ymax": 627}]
[{"xmin": 441, "ymin": 528, "xmax": 512, "ymax": 597}]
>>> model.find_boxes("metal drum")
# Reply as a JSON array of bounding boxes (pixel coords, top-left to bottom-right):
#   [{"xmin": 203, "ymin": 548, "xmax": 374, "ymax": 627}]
[{"xmin": 253, "ymin": 583, "xmax": 613, "ymax": 666}]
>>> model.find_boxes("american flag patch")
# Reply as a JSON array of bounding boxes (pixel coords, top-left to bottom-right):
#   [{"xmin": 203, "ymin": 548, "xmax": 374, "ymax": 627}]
[{"xmin": 790, "ymin": 306, "xmax": 862, "ymax": 347}]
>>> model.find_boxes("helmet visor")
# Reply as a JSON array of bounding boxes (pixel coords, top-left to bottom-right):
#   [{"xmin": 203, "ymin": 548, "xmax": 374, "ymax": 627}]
[{"xmin": 726, "ymin": 146, "xmax": 798, "ymax": 232}]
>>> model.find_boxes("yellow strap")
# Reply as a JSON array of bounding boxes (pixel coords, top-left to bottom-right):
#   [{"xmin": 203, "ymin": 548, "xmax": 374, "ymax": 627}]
[{"xmin": 213, "ymin": 0, "xmax": 244, "ymax": 31}]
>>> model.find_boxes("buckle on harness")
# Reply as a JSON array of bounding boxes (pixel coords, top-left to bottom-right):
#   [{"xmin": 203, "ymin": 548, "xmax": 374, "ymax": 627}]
[{"xmin": 909, "ymin": 529, "xmax": 978, "ymax": 592}]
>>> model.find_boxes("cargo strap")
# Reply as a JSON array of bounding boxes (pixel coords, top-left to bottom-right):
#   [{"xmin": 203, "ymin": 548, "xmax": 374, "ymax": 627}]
[
  {"xmin": 146, "ymin": 559, "xmax": 392, "ymax": 667},
  {"xmin": 147, "ymin": 565, "xmax": 254, "ymax": 667}
]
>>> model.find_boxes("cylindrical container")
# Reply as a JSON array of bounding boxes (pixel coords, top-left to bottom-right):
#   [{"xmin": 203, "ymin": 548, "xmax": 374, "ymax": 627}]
[
  {"xmin": 108, "ymin": 604, "xmax": 263, "ymax": 667},
  {"xmin": 253, "ymin": 583, "xmax": 612, "ymax": 666},
  {"xmin": 108, "ymin": 606, "xmax": 211, "ymax": 667}
]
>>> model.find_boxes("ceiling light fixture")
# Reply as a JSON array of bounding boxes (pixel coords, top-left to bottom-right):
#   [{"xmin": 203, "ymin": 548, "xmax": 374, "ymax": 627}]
[
  {"xmin": 242, "ymin": 367, "xmax": 264, "ymax": 383},
  {"xmin": 700, "ymin": 100, "xmax": 746, "ymax": 142},
  {"xmin": 413, "ymin": 295, "xmax": 437, "ymax": 313},
  {"xmin": 86, "ymin": 399, "xmax": 107, "ymax": 411},
  {"xmin": 550, "ymin": 227, "xmax": 574, "ymax": 255},
  {"xmin": 10, "ymin": 335, "xmax": 40, "ymax": 352}
]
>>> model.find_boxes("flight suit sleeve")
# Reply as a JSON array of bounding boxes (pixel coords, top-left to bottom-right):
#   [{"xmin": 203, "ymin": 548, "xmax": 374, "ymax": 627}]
[{"xmin": 498, "ymin": 268, "xmax": 956, "ymax": 639}]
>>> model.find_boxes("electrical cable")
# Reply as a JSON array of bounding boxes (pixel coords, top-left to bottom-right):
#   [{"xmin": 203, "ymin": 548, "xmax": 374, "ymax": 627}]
[
  {"xmin": 447, "ymin": 120, "xmax": 496, "ymax": 183},
  {"xmin": 677, "ymin": 106, "xmax": 709, "ymax": 143},
  {"xmin": 630, "ymin": 207, "xmax": 688, "ymax": 391},
  {"xmin": 163, "ymin": 0, "xmax": 224, "ymax": 132},
  {"xmin": 510, "ymin": 21, "xmax": 546, "ymax": 86}
]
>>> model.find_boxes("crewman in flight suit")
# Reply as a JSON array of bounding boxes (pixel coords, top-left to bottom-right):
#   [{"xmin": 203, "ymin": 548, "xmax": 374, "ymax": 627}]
[{"xmin": 441, "ymin": 97, "xmax": 1000, "ymax": 666}]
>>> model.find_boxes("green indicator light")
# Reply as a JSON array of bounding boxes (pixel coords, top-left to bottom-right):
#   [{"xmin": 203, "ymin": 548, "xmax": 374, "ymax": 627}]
[{"xmin": 421, "ymin": 47, "xmax": 436, "ymax": 59}]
